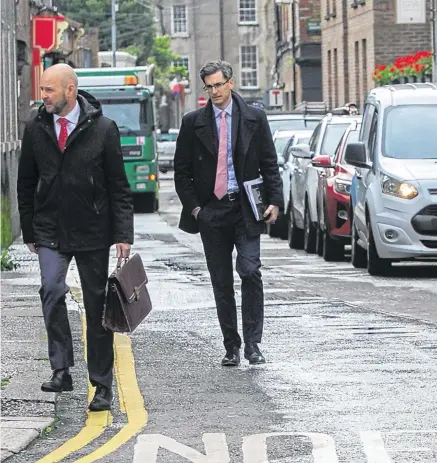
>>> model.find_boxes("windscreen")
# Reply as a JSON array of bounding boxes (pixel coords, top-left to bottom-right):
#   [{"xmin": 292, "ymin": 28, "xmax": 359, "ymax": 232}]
[
  {"xmin": 383, "ymin": 106, "xmax": 437, "ymax": 159},
  {"xmin": 274, "ymin": 136, "xmax": 292, "ymax": 154},
  {"xmin": 100, "ymin": 99, "xmax": 147, "ymax": 136}
]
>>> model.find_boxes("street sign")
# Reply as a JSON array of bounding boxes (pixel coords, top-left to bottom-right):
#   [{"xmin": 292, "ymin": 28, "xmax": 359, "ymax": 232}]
[
  {"xmin": 268, "ymin": 89, "xmax": 284, "ymax": 108},
  {"xmin": 197, "ymin": 96, "xmax": 207, "ymax": 107},
  {"xmin": 396, "ymin": 0, "xmax": 425, "ymax": 23}
]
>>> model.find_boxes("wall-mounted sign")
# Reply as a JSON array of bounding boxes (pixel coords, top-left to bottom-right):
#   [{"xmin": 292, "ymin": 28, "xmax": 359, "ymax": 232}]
[
  {"xmin": 307, "ymin": 21, "xmax": 321, "ymax": 33},
  {"xmin": 396, "ymin": 0, "xmax": 426, "ymax": 23}
]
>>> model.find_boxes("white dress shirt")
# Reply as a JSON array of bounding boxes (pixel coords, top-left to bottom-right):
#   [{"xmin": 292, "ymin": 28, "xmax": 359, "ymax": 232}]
[{"xmin": 53, "ymin": 102, "xmax": 81, "ymax": 138}]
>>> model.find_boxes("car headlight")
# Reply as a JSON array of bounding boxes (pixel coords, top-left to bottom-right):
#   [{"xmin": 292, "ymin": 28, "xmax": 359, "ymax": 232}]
[
  {"xmin": 136, "ymin": 165, "xmax": 150, "ymax": 174},
  {"xmin": 380, "ymin": 174, "xmax": 418, "ymax": 199},
  {"xmin": 334, "ymin": 179, "xmax": 351, "ymax": 195}
]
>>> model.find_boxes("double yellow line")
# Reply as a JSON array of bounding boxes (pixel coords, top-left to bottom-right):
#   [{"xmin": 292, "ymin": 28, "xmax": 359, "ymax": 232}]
[{"xmin": 36, "ymin": 288, "xmax": 147, "ymax": 463}]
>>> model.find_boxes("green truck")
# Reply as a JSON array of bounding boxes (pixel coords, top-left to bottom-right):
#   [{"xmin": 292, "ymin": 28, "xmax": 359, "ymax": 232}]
[{"xmin": 75, "ymin": 66, "xmax": 159, "ymax": 213}]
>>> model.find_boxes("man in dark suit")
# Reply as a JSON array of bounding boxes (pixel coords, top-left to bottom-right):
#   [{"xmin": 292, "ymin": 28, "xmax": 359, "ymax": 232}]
[
  {"xmin": 17, "ymin": 64, "xmax": 133, "ymax": 410},
  {"xmin": 174, "ymin": 60, "xmax": 283, "ymax": 366}
]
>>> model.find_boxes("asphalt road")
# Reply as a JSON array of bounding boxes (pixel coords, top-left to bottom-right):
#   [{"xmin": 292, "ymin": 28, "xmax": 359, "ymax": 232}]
[{"xmin": 9, "ymin": 174, "xmax": 437, "ymax": 463}]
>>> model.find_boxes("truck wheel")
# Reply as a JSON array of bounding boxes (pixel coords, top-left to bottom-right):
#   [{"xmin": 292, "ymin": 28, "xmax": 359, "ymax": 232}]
[{"xmin": 135, "ymin": 193, "xmax": 158, "ymax": 213}]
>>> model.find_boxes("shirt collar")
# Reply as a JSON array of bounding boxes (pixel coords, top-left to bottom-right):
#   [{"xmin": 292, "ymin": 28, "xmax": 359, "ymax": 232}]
[
  {"xmin": 212, "ymin": 99, "xmax": 233, "ymax": 118},
  {"xmin": 54, "ymin": 101, "xmax": 80, "ymax": 125}
]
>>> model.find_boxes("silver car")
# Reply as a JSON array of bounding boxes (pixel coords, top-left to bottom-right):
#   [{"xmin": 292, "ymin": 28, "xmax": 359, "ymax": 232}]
[
  {"xmin": 157, "ymin": 128, "xmax": 179, "ymax": 171},
  {"xmin": 345, "ymin": 83, "xmax": 437, "ymax": 275}
]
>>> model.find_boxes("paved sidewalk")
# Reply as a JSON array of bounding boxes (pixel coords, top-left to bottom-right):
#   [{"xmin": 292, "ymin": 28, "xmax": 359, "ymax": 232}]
[{"xmin": 0, "ymin": 239, "xmax": 81, "ymax": 461}]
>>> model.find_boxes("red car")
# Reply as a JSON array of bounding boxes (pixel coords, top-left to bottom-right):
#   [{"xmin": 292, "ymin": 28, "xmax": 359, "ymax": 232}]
[{"xmin": 312, "ymin": 120, "xmax": 361, "ymax": 261}]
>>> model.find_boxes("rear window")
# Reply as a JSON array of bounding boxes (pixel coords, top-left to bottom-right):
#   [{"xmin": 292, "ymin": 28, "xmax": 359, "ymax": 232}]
[
  {"xmin": 274, "ymin": 136, "xmax": 292, "ymax": 154},
  {"xmin": 340, "ymin": 130, "xmax": 359, "ymax": 162},
  {"xmin": 268, "ymin": 118, "xmax": 320, "ymax": 134},
  {"xmin": 158, "ymin": 132, "xmax": 178, "ymax": 142},
  {"xmin": 321, "ymin": 124, "xmax": 350, "ymax": 156}
]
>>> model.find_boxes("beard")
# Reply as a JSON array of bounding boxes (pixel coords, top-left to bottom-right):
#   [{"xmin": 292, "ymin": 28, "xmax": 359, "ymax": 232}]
[{"xmin": 45, "ymin": 95, "xmax": 69, "ymax": 115}]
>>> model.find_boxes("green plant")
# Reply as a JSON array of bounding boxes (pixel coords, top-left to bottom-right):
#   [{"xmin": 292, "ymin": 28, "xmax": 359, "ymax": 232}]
[
  {"xmin": 1, "ymin": 377, "xmax": 11, "ymax": 389},
  {"xmin": 1, "ymin": 195, "xmax": 12, "ymax": 249},
  {"xmin": 1, "ymin": 250, "xmax": 18, "ymax": 271}
]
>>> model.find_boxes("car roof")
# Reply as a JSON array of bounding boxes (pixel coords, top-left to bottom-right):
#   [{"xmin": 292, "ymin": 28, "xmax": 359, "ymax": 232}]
[
  {"xmin": 273, "ymin": 130, "xmax": 297, "ymax": 138},
  {"xmin": 267, "ymin": 113, "xmax": 323, "ymax": 121},
  {"xmin": 367, "ymin": 83, "xmax": 437, "ymax": 107},
  {"xmin": 324, "ymin": 115, "xmax": 362, "ymax": 124}
]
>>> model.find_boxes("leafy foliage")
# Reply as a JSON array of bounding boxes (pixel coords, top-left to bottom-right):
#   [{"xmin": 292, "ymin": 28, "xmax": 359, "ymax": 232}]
[
  {"xmin": 1, "ymin": 250, "xmax": 18, "ymax": 271},
  {"xmin": 56, "ymin": 0, "xmax": 155, "ymax": 65}
]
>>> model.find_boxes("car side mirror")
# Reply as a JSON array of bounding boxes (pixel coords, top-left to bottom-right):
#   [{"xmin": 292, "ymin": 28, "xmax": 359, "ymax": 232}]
[
  {"xmin": 311, "ymin": 155, "xmax": 334, "ymax": 168},
  {"xmin": 345, "ymin": 142, "xmax": 371, "ymax": 169},
  {"xmin": 290, "ymin": 143, "xmax": 311, "ymax": 159}
]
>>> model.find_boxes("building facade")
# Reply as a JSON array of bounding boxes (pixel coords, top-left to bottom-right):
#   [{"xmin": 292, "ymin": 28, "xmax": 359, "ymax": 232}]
[
  {"xmin": 157, "ymin": 0, "xmax": 276, "ymax": 118},
  {"xmin": 274, "ymin": 0, "xmax": 322, "ymax": 111},
  {"xmin": 322, "ymin": 0, "xmax": 432, "ymax": 110}
]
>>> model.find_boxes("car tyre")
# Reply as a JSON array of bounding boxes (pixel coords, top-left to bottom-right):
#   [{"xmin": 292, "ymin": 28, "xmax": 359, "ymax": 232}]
[
  {"xmin": 367, "ymin": 218, "xmax": 392, "ymax": 276},
  {"xmin": 323, "ymin": 227, "xmax": 344, "ymax": 262},
  {"xmin": 351, "ymin": 219, "xmax": 367, "ymax": 268},
  {"xmin": 303, "ymin": 202, "xmax": 317, "ymax": 254},
  {"xmin": 287, "ymin": 199, "xmax": 304, "ymax": 249},
  {"xmin": 315, "ymin": 203, "xmax": 324, "ymax": 256}
]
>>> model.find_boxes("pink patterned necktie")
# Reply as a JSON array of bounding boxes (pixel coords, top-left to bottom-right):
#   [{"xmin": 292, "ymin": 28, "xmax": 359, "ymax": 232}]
[{"xmin": 214, "ymin": 111, "xmax": 228, "ymax": 199}]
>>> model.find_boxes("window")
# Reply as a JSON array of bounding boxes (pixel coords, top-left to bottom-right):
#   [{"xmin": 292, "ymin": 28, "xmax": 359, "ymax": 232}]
[
  {"xmin": 321, "ymin": 124, "xmax": 350, "ymax": 156},
  {"xmin": 172, "ymin": 5, "xmax": 187, "ymax": 35},
  {"xmin": 239, "ymin": 0, "xmax": 257, "ymax": 23},
  {"xmin": 240, "ymin": 45, "xmax": 258, "ymax": 88},
  {"xmin": 173, "ymin": 56, "xmax": 189, "ymax": 81}
]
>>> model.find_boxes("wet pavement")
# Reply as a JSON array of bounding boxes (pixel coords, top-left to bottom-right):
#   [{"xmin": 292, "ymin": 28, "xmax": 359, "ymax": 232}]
[{"xmin": 2, "ymin": 173, "xmax": 436, "ymax": 462}]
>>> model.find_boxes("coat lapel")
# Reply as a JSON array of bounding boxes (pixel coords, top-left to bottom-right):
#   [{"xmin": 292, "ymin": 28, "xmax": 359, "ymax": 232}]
[
  {"xmin": 194, "ymin": 102, "xmax": 217, "ymax": 158},
  {"xmin": 231, "ymin": 102, "xmax": 239, "ymax": 157},
  {"xmin": 233, "ymin": 92, "xmax": 257, "ymax": 159}
]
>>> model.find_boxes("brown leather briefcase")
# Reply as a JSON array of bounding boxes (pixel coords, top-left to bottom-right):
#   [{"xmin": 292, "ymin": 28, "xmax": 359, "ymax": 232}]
[{"xmin": 103, "ymin": 253, "xmax": 152, "ymax": 333}]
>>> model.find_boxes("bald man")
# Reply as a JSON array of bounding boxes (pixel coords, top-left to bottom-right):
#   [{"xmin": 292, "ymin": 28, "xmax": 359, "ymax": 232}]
[{"xmin": 17, "ymin": 64, "xmax": 133, "ymax": 411}]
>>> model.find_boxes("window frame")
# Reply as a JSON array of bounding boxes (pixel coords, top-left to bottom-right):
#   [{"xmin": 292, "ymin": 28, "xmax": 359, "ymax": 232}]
[
  {"xmin": 239, "ymin": 0, "xmax": 258, "ymax": 24},
  {"xmin": 239, "ymin": 45, "xmax": 259, "ymax": 89},
  {"xmin": 171, "ymin": 5, "xmax": 188, "ymax": 36}
]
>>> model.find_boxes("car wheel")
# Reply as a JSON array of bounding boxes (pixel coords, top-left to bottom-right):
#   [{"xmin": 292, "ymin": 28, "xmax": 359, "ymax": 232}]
[
  {"xmin": 351, "ymin": 219, "xmax": 367, "ymax": 269},
  {"xmin": 303, "ymin": 202, "xmax": 317, "ymax": 254},
  {"xmin": 287, "ymin": 198, "xmax": 304, "ymax": 249},
  {"xmin": 367, "ymin": 218, "xmax": 392, "ymax": 276},
  {"xmin": 315, "ymin": 203, "xmax": 323, "ymax": 256},
  {"xmin": 323, "ymin": 227, "xmax": 344, "ymax": 262}
]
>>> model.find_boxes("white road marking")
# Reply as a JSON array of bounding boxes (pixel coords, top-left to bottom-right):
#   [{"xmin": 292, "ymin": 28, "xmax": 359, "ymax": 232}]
[
  {"xmin": 242, "ymin": 432, "xmax": 339, "ymax": 463},
  {"xmin": 133, "ymin": 433, "xmax": 230, "ymax": 462}
]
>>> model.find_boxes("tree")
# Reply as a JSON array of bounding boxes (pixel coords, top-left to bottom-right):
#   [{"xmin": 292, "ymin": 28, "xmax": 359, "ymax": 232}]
[
  {"xmin": 146, "ymin": 35, "xmax": 188, "ymax": 96},
  {"xmin": 55, "ymin": 0, "xmax": 154, "ymax": 65}
]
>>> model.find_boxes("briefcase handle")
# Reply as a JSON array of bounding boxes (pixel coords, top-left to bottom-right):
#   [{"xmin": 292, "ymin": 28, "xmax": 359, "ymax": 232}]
[{"xmin": 116, "ymin": 257, "xmax": 129, "ymax": 270}]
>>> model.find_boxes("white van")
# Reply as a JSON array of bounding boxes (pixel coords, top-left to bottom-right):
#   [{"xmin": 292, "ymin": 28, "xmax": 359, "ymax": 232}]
[{"xmin": 345, "ymin": 83, "xmax": 437, "ymax": 275}]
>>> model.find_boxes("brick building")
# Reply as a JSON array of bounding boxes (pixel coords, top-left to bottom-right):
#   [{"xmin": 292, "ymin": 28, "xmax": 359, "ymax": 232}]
[
  {"xmin": 322, "ymin": 0, "xmax": 432, "ymax": 110},
  {"xmin": 156, "ymin": 0, "xmax": 276, "ymax": 118},
  {"xmin": 274, "ymin": 0, "xmax": 322, "ymax": 110}
]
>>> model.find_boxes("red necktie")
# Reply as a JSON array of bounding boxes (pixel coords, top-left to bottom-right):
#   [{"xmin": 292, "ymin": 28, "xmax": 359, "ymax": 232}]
[
  {"xmin": 57, "ymin": 118, "xmax": 68, "ymax": 151},
  {"xmin": 214, "ymin": 111, "xmax": 228, "ymax": 199}
]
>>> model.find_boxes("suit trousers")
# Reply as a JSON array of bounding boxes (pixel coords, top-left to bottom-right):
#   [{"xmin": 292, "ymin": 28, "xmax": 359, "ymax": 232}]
[
  {"xmin": 37, "ymin": 246, "xmax": 113, "ymax": 389},
  {"xmin": 198, "ymin": 196, "xmax": 264, "ymax": 351}
]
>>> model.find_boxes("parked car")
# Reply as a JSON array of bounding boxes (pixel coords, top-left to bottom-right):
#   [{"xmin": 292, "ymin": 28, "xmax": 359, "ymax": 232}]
[
  {"xmin": 267, "ymin": 113, "xmax": 322, "ymax": 135},
  {"xmin": 345, "ymin": 83, "xmax": 437, "ymax": 275},
  {"xmin": 157, "ymin": 128, "xmax": 179, "ymax": 171},
  {"xmin": 312, "ymin": 120, "xmax": 361, "ymax": 261},
  {"xmin": 287, "ymin": 114, "xmax": 362, "ymax": 252},
  {"xmin": 269, "ymin": 130, "xmax": 313, "ymax": 238}
]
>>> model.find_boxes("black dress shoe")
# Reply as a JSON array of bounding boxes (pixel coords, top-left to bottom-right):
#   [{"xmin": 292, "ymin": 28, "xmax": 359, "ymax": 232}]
[
  {"xmin": 244, "ymin": 343, "xmax": 266, "ymax": 365},
  {"xmin": 221, "ymin": 347, "xmax": 240, "ymax": 366},
  {"xmin": 41, "ymin": 370, "xmax": 73, "ymax": 392},
  {"xmin": 89, "ymin": 385, "xmax": 113, "ymax": 411}
]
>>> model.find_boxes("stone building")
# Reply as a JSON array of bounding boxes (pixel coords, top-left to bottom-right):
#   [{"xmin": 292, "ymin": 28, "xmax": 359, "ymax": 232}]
[
  {"xmin": 156, "ymin": 0, "xmax": 276, "ymax": 120},
  {"xmin": 321, "ymin": 0, "xmax": 432, "ymax": 110}
]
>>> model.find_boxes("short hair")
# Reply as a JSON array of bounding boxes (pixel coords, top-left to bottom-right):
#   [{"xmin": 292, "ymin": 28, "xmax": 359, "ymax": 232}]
[{"xmin": 199, "ymin": 60, "xmax": 233, "ymax": 82}]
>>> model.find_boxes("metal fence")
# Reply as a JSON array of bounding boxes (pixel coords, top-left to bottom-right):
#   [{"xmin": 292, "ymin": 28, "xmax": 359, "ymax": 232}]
[{"xmin": 1, "ymin": 0, "xmax": 21, "ymax": 246}]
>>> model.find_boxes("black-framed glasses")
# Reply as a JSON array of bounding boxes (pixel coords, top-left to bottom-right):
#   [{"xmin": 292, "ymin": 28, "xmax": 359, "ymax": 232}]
[{"xmin": 203, "ymin": 79, "xmax": 230, "ymax": 92}]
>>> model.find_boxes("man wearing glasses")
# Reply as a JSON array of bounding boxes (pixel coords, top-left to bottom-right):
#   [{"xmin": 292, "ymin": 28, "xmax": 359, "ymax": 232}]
[{"xmin": 174, "ymin": 60, "xmax": 282, "ymax": 366}]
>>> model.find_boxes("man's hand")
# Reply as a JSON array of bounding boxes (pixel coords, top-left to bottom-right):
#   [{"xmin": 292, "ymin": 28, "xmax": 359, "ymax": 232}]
[
  {"xmin": 263, "ymin": 205, "xmax": 279, "ymax": 224},
  {"xmin": 26, "ymin": 243, "xmax": 37, "ymax": 254},
  {"xmin": 116, "ymin": 243, "xmax": 131, "ymax": 259}
]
